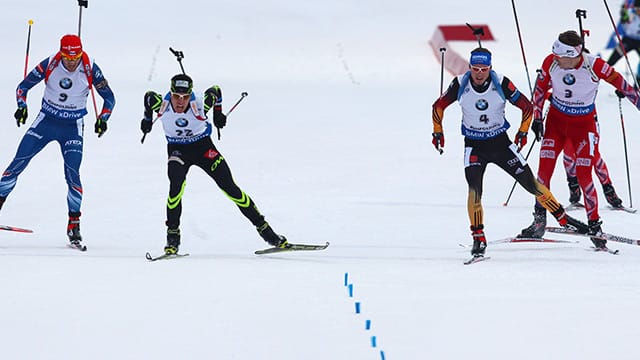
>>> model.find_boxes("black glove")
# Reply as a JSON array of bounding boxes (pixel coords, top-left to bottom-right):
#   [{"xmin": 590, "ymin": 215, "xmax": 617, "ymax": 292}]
[
  {"xmin": 213, "ymin": 109, "xmax": 227, "ymax": 129},
  {"xmin": 204, "ymin": 86, "xmax": 222, "ymax": 113},
  {"xmin": 531, "ymin": 119, "xmax": 544, "ymax": 142},
  {"xmin": 144, "ymin": 91, "xmax": 160, "ymax": 119},
  {"xmin": 621, "ymin": 7, "xmax": 630, "ymax": 23},
  {"xmin": 141, "ymin": 119, "xmax": 153, "ymax": 134},
  {"xmin": 615, "ymin": 89, "xmax": 626, "ymax": 99},
  {"xmin": 94, "ymin": 118, "xmax": 108, "ymax": 137},
  {"xmin": 14, "ymin": 107, "xmax": 28, "ymax": 127},
  {"xmin": 432, "ymin": 132, "xmax": 444, "ymax": 151}
]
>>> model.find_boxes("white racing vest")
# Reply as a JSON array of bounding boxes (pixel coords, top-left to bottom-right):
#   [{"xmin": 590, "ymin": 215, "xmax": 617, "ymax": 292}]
[
  {"xmin": 457, "ymin": 71, "xmax": 510, "ymax": 140},
  {"xmin": 158, "ymin": 93, "xmax": 211, "ymax": 144},
  {"xmin": 548, "ymin": 54, "xmax": 599, "ymax": 116},
  {"xmin": 42, "ymin": 56, "xmax": 91, "ymax": 120}
]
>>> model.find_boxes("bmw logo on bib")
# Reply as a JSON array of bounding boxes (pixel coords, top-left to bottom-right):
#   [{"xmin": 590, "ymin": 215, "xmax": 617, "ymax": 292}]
[
  {"xmin": 175, "ymin": 118, "xmax": 188, "ymax": 127},
  {"xmin": 59, "ymin": 77, "xmax": 73, "ymax": 90},
  {"xmin": 562, "ymin": 74, "xmax": 576, "ymax": 85},
  {"xmin": 475, "ymin": 99, "xmax": 489, "ymax": 111}
]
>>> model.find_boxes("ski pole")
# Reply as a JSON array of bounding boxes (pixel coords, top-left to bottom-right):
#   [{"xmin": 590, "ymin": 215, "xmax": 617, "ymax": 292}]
[
  {"xmin": 74, "ymin": 0, "xmax": 101, "ymax": 136},
  {"xmin": 465, "ymin": 23, "xmax": 484, "ymax": 48},
  {"xmin": 503, "ymin": 138, "xmax": 537, "ymax": 206},
  {"xmin": 227, "ymin": 92, "xmax": 249, "ymax": 116},
  {"xmin": 433, "ymin": 47, "xmax": 446, "ymax": 155},
  {"xmin": 502, "ymin": 44, "xmax": 542, "ymax": 208},
  {"xmin": 616, "ymin": 96, "xmax": 633, "ymax": 207},
  {"xmin": 439, "ymin": 47, "xmax": 446, "ymax": 95},
  {"xmin": 218, "ymin": 92, "xmax": 249, "ymax": 140},
  {"xmin": 141, "ymin": 117, "xmax": 159, "ymax": 144},
  {"xmin": 603, "ymin": 0, "xmax": 639, "ymax": 89},
  {"xmin": 23, "ymin": 19, "xmax": 34, "ymax": 78},
  {"xmin": 510, "ymin": 0, "xmax": 534, "ymax": 97},
  {"xmin": 169, "ymin": 47, "xmax": 186, "ymax": 75},
  {"xmin": 576, "ymin": 9, "xmax": 587, "ymax": 56},
  {"xmin": 77, "ymin": 0, "xmax": 88, "ymax": 37}
]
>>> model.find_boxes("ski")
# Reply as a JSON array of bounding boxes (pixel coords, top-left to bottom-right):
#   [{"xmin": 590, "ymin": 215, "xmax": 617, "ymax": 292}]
[
  {"xmin": 68, "ymin": 243, "xmax": 87, "ymax": 252},
  {"xmin": 255, "ymin": 241, "xmax": 329, "ymax": 255},
  {"xmin": 607, "ymin": 205, "xmax": 637, "ymax": 214},
  {"xmin": 0, "ymin": 224, "xmax": 33, "ymax": 233},
  {"xmin": 463, "ymin": 255, "xmax": 490, "ymax": 265},
  {"xmin": 458, "ymin": 237, "xmax": 577, "ymax": 248},
  {"xmin": 565, "ymin": 203, "xmax": 585, "ymax": 211},
  {"xmin": 590, "ymin": 246, "xmax": 619, "ymax": 255},
  {"xmin": 145, "ymin": 252, "xmax": 190, "ymax": 261},
  {"xmin": 545, "ymin": 227, "xmax": 640, "ymax": 246}
]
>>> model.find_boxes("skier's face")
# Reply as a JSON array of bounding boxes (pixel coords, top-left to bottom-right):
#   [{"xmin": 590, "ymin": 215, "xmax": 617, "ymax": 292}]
[
  {"xmin": 170, "ymin": 92, "xmax": 191, "ymax": 113},
  {"xmin": 555, "ymin": 55, "xmax": 580, "ymax": 70},
  {"xmin": 470, "ymin": 64, "xmax": 491, "ymax": 84},
  {"xmin": 61, "ymin": 56, "xmax": 81, "ymax": 72}
]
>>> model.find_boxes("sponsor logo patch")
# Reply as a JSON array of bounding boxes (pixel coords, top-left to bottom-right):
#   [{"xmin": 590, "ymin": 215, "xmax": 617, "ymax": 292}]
[
  {"xmin": 541, "ymin": 139, "xmax": 555, "ymax": 148},
  {"xmin": 576, "ymin": 158, "xmax": 591, "ymax": 167},
  {"xmin": 204, "ymin": 149, "xmax": 219, "ymax": 159},
  {"xmin": 540, "ymin": 150, "xmax": 556, "ymax": 159}
]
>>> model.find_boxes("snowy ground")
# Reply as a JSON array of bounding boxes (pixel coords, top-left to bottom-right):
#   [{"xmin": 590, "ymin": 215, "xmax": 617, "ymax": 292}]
[{"xmin": 1, "ymin": 1, "xmax": 639, "ymax": 359}]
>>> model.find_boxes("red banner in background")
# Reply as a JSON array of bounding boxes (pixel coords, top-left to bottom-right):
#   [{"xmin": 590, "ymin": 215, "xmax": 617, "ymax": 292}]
[{"xmin": 428, "ymin": 24, "xmax": 495, "ymax": 76}]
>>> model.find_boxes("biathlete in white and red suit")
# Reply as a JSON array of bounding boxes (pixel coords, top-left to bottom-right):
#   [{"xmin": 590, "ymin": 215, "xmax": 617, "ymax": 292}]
[
  {"xmin": 0, "ymin": 34, "xmax": 115, "ymax": 248},
  {"xmin": 520, "ymin": 30, "xmax": 640, "ymax": 249}
]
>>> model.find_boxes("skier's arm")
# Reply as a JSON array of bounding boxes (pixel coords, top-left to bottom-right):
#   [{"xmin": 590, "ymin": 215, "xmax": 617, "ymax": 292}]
[
  {"xmin": 432, "ymin": 77, "xmax": 459, "ymax": 133},
  {"xmin": 16, "ymin": 58, "xmax": 49, "ymax": 107},
  {"xmin": 502, "ymin": 76, "xmax": 533, "ymax": 133},
  {"xmin": 594, "ymin": 57, "xmax": 640, "ymax": 109},
  {"xmin": 92, "ymin": 62, "xmax": 115, "ymax": 121},
  {"xmin": 532, "ymin": 56, "xmax": 554, "ymax": 121}
]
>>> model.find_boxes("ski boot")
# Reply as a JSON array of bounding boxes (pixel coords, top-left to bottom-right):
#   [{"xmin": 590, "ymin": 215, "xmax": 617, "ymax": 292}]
[
  {"xmin": 561, "ymin": 213, "xmax": 589, "ymax": 234},
  {"xmin": 567, "ymin": 176, "xmax": 581, "ymax": 204},
  {"xmin": 0, "ymin": 196, "xmax": 5, "ymax": 211},
  {"xmin": 67, "ymin": 212, "xmax": 83, "ymax": 248},
  {"xmin": 257, "ymin": 222, "xmax": 288, "ymax": 248},
  {"xmin": 518, "ymin": 207, "xmax": 546, "ymax": 238},
  {"xmin": 602, "ymin": 183, "xmax": 623, "ymax": 208},
  {"xmin": 470, "ymin": 225, "xmax": 487, "ymax": 257},
  {"xmin": 588, "ymin": 219, "xmax": 607, "ymax": 249},
  {"xmin": 164, "ymin": 227, "xmax": 181, "ymax": 255}
]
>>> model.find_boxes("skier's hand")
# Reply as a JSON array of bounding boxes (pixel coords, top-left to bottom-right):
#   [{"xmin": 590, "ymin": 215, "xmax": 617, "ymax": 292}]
[
  {"xmin": 531, "ymin": 119, "xmax": 544, "ymax": 142},
  {"xmin": 432, "ymin": 132, "xmax": 444, "ymax": 153},
  {"xmin": 615, "ymin": 89, "xmax": 626, "ymax": 99},
  {"xmin": 514, "ymin": 131, "xmax": 528, "ymax": 151},
  {"xmin": 94, "ymin": 111, "xmax": 110, "ymax": 137},
  {"xmin": 144, "ymin": 91, "xmax": 161, "ymax": 117},
  {"xmin": 141, "ymin": 118, "xmax": 153, "ymax": 134},
  {"xmin": 204, "ymin": 86, "xmax": 222, "ymax": 114},
  {"xmin": 621, "ymin": 7, "xmax": 630, "ymax": 23},
  {"xmin": 14, "ymin": 107, "xmax": 27, "ymax": 127},
  {"xmin": 213, "ymin": 109, "xmax": 227, "ymax": 129}
]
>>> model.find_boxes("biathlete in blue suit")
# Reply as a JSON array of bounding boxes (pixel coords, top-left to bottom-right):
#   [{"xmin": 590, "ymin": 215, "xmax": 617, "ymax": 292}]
[{"xmin": 0, "ymin": 34, "xmax": 115, "ymax": 249}]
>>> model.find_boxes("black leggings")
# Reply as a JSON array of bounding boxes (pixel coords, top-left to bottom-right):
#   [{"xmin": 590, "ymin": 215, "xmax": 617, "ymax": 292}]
[
  {"xmin": 464, "ymin": 134, "xmax": 545, "ymax": 228},
  {"xmin": 165, "ymin": 137, "xmax": 265, "ymax": 229}
]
